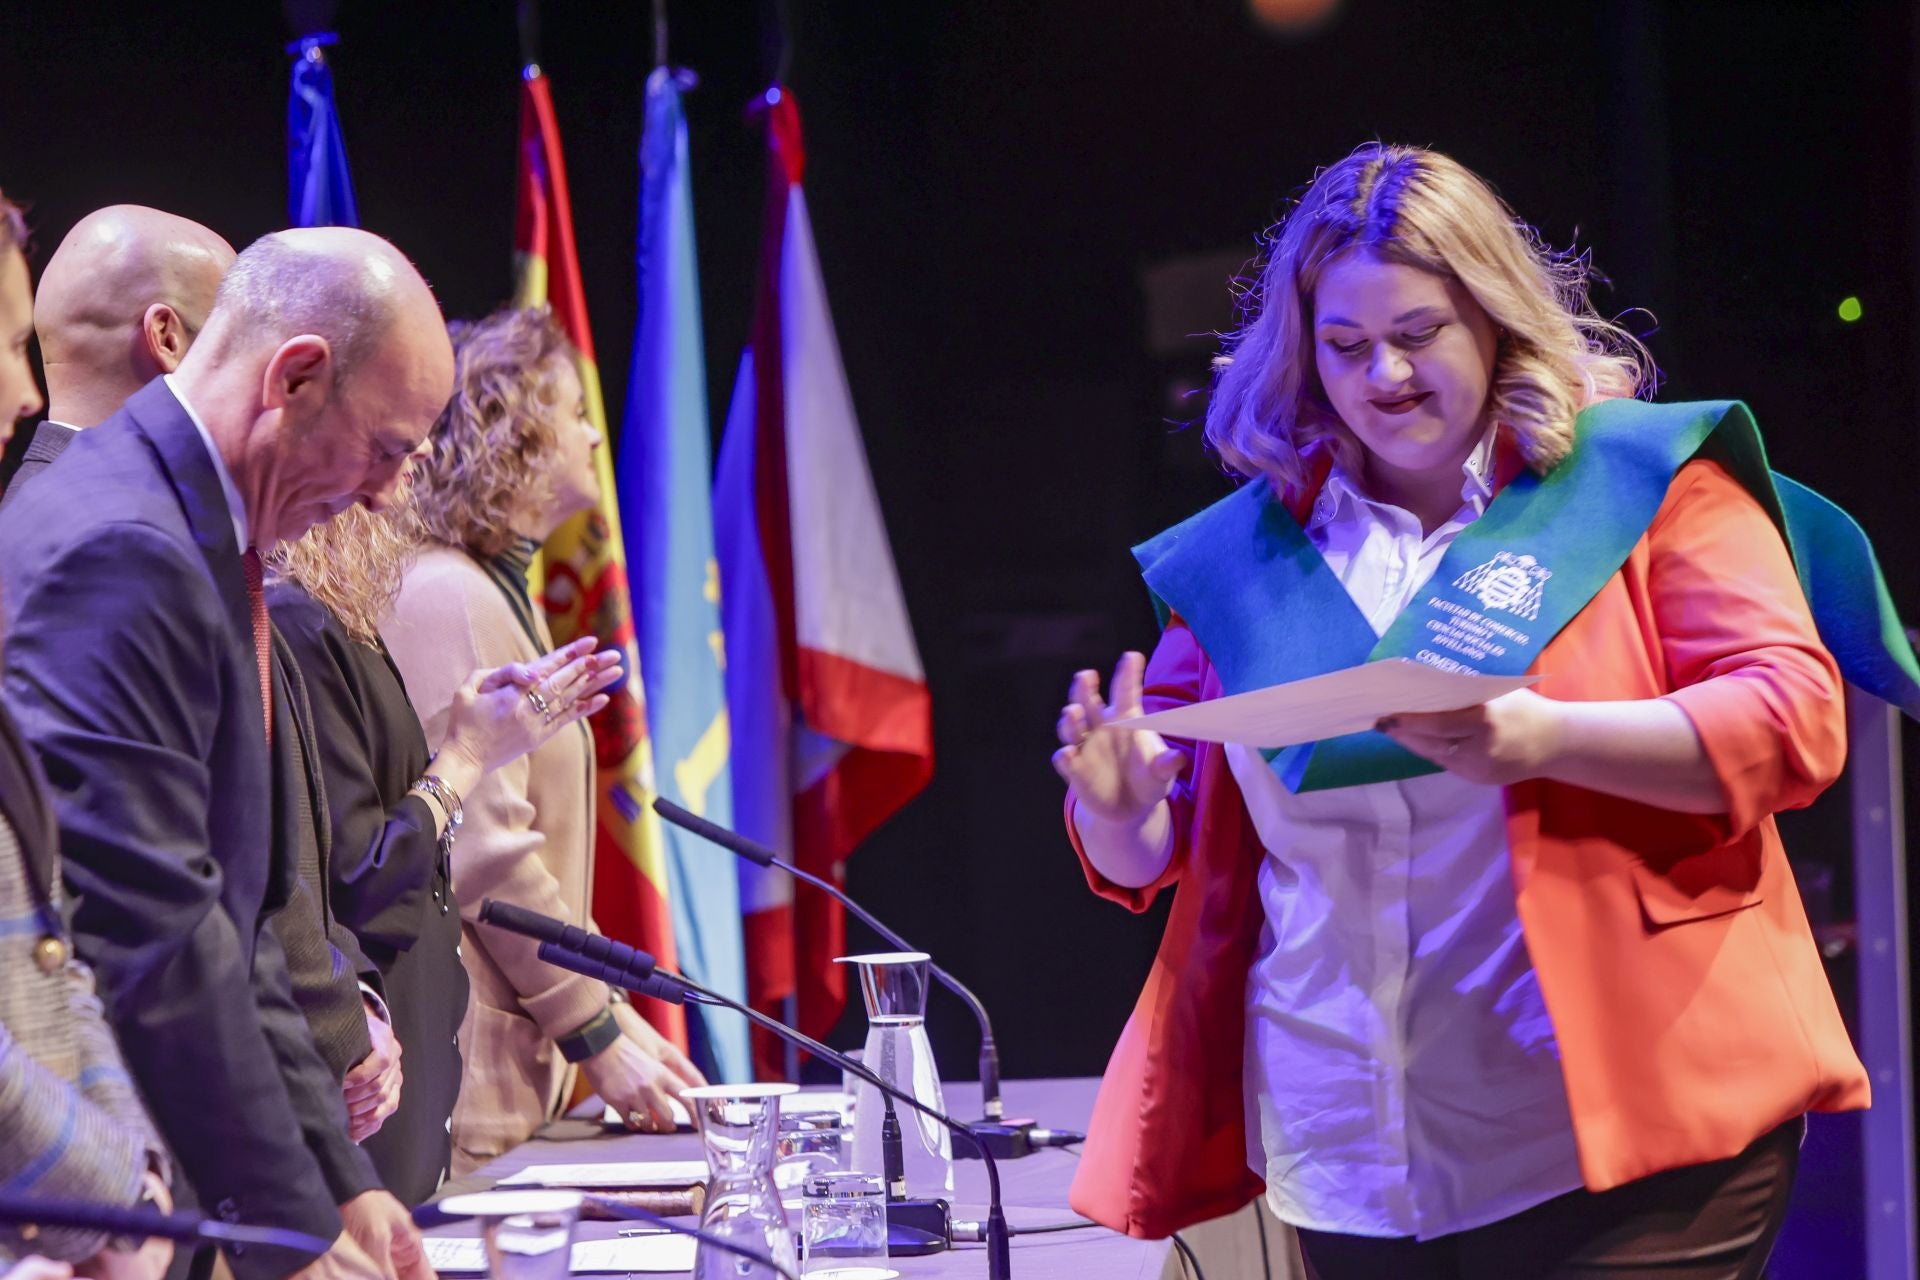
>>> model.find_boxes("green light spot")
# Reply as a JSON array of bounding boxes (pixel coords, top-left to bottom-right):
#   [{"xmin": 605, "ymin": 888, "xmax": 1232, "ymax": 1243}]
[{"xmin": 1838, "ymin": 296, "xmax": 1863, "ymax": 323}]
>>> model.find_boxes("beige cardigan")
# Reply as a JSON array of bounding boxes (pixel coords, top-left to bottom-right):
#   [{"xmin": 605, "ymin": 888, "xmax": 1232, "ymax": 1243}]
[{"xmin": 384, "ymin": 544, "xmax": 608, "ymax": 1172}]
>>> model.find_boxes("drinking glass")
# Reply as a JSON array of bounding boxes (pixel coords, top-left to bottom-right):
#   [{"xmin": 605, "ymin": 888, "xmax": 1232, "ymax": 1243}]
[
  {"xmin": 800, "ymin": 1173, "xmax": 887, "ymax": 1276},
  {"xmin": 438, "ymin": 1190, "xmax": 582, "ymax": 1280}
]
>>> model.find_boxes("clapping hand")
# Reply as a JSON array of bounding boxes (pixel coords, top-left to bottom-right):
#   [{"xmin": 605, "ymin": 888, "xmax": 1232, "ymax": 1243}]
[{"xmin": 435, "ymin": 638, "xmax": 623, "ymax": 782}]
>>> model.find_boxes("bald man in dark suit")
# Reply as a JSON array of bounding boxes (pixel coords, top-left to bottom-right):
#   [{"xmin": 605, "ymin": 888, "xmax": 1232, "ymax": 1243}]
[
  {"xmin": 0, "ymin": 205, "xmax": 231, "ymax": 512},
  {"xmin": 0, "ymin": 227, "xmax": 452, "ymax": 1280}
]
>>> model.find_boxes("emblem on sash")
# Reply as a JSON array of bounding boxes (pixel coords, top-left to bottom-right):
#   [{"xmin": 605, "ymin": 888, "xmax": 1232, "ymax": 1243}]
[{"xmin": 1453, "ymin": 552, "xmax": 1551, "ymax": 621}]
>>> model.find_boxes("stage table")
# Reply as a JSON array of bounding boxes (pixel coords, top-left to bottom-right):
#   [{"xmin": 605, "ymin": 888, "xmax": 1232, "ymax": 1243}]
[{"xmin": 429, "ymin": 1077, "xmax": 1185, "ymax": 1278}]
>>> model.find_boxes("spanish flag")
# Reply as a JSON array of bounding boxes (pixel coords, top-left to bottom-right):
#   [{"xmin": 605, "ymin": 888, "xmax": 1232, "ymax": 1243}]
[{"xmin": 513, "ymin": 63, "xmax": 686, "ymax": 1048}]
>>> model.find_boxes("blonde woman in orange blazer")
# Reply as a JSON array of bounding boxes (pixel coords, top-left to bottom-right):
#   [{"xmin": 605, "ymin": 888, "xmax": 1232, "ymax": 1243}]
[{"xmin": 1054, "ymin": 145, "xmax": 1874, "ymax": 1280}]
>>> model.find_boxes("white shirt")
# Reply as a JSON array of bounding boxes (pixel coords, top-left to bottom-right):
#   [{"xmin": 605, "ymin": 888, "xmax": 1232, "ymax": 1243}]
[
  {"xmin": 162, "ymin": 374, "xmax": 250, "ymax": 550},
  {"xmin": 1232, "ymin": 429, "xmax": 1583, "ymax": 1239}
]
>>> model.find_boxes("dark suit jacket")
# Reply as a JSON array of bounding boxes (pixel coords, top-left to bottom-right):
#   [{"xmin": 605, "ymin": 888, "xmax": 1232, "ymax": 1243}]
[
  {"xmin": 268, "ymin": 622, "xmax": 379, "ymax": 1081},
  {"xmin": 0, "ymin": 380, "xmax": 356, "ymax": 1279},
  {"xmin": 0, "ymin": 419, "xmax": 76, "ymax": 516},
  {"xmin": 270, "ymin": 582, "xmax": 468, "ymax": 1205}
]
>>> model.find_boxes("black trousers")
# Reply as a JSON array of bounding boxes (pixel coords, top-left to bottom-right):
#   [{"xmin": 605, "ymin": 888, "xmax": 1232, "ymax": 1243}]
[{"xmin": 1297, "ymin": 1118, "xmax": 1803, "ymax": 1280}]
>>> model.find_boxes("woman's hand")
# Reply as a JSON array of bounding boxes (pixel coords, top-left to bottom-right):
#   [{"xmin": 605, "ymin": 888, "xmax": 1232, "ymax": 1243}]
[
  {"xmin": 341, "ymin": 1000, "xmax": 403, "ymax": 1143},
  {"xmin": 1050, "ymin": 651, "xmax": 1185, "ymax": 823},
  {"xmin": 1376, "ymin": 687, "xmax": 1564, "ymax": 786},
  {"xmin": 1381, "ymin": 688, "xmax": 1728, "ymax": 813},
  {"xmin": 581, "ymin": 1005, "xmax": 707, "ymax": 1135},
  {"xmin": 436, "ymin": 637, "xmax": 623, "ymax": 783}
]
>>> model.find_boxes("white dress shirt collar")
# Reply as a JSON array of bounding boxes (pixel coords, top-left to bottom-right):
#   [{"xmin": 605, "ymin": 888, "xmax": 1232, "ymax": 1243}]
[
  {"xmin": 162, "ymin": 374, "xmax": 250, "ymax": 551},
  {"xmin": 1308, "ymin": 423, "xmax": 1500, "ymax": 535}
]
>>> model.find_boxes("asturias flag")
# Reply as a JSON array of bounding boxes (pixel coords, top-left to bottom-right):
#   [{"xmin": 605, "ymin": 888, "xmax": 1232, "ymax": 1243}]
[
  {"xmin": 514, "ymin": 64, "xmax": 687, "ymax": 1049},
  {"xmin": 287, "ymin": 34, "xmax": 358, "ymax": 228},
  {"xmin": 620, "ymin": 66, "xmax": 750, "ymax": 1082},
  {"xmin": 715, "ymin": 86, "xmax": 934, "ymax": 1071}
]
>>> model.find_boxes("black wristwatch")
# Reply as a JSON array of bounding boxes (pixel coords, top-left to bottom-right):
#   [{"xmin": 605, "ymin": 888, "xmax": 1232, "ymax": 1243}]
[{"xmin": 555, "ymin": 1007, "xmax": 622, "ymax": 1063}]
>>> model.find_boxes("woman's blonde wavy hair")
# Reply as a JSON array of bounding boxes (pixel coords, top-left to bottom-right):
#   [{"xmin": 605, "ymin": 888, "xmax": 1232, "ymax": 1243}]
[
  {"xmin": 267, "ymin": 501, "xmax": 423, "ymax": 647},
  {"xmin": 1205, "ymin": 143, "xmax": 1652, "ymax": 491},
  {"xmin": 409, "ymin": 306, "xmax": 577, "ymax": 560}
]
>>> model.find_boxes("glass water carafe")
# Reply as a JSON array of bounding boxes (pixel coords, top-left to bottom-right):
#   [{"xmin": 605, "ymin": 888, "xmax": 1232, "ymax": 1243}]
[
  {"xmin": 683, "ymin": 1082, "xmax": 801, "ymax": 1279},
  {"xmin": 837, "ymin": 951, "xmax": 954, "ymax": 1198}
]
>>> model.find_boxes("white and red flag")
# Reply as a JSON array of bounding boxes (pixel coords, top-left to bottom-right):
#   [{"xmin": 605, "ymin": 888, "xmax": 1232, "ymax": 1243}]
[{"xmin": 715, "ymin": 86, "xmax": 934, "ymax": 1075}]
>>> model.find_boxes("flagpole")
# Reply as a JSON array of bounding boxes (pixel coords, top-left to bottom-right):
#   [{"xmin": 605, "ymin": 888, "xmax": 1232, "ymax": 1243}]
[
  {"xmin": 652, "ymin": 0, "xmax": 668, "ymax": 70},
  {"xmin": 517, "ymin": 0, "xmax": 540, "ymax": 73}
]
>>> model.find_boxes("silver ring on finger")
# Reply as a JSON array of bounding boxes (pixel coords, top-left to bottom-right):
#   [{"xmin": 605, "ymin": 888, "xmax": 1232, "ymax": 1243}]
[{"xmin": 526, "ymin": 686, "xmax": 554, "ymax": 720}]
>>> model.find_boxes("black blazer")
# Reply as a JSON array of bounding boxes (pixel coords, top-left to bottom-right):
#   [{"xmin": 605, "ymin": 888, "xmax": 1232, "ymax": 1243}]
[
  {"xmin": 0, "ymin": 380, "xmax": 352, "ymax": 1279},
  {"xmin": 0, "ymin": 419, "xmax": 76, "ymax": 517},
  {"xmin": 267, "ymin": 621, "xmax": 381, "ymax": 1083},
  {"xmin": 269, "ymin": 581, "xmax": 468, "ymax": 1205}
]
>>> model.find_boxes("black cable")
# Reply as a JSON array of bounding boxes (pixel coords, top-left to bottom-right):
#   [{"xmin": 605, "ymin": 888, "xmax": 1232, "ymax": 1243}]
[
  {"xmin": 582, "ymin": 1195, "xmax": 799, "ymax": 1280},
  {"xmin": 1171, "ymin": 1231, "xmax": 1207, "ymax": 1280},
  {"xmin": 1256, "ymin": 1202, "xmax": 1272, "ymax": 1280},
  {"xmin": 1007, "ymin": 1218, "xmax": 1100, "ymax": 1236}
]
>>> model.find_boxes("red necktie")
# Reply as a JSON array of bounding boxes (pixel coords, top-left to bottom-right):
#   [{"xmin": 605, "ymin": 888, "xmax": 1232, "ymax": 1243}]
[{"xmin": 243, "ymin": 548, "xmax": 273, "ymax": 745}]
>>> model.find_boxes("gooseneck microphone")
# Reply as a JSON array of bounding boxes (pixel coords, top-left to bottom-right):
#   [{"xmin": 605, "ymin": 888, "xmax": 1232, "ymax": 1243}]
[
  {"xmin": 483, "ymin": 900, "xmax": 658, "ymax": 979},
  {"xmin": 0, "ymin": 1195, "xmax": 334, "ymax": 1254},
  {"xmin": 480, "ymin": 900, "xmax": 1015, "ymax": 1280},
  {"xmin": 650, "ymin": 798, "xmax": 1014, "ymax": 1135}
]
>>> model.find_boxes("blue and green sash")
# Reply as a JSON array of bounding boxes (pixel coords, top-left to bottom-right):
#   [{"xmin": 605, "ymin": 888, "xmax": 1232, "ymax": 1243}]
[{"xmin": 1134, "ymin": 399, "xmax": 1920, "ymax": 793}]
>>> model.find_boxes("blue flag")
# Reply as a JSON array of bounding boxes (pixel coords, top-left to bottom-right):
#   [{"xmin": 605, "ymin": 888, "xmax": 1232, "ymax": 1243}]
[
  {"xmin": 288, "ymin": 35, "xmax": 359, "ymax": 228},
  {"xmin": 620, "ymin": 67, "xmax": 751, "ymax": 1082}
]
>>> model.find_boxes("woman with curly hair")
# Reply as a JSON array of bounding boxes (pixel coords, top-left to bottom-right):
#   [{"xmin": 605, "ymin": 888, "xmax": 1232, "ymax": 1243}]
[
  {"xmin": 1054, "ymin": 144, "xmax": 1887, "ymax": 1278},
  {"xmin": 267, "ymin": 499, "xmax": 620, "ymax": 1201},
  {"xmin": 383, "ymin": 307, "xmax": 703, "ymax": 1172}
]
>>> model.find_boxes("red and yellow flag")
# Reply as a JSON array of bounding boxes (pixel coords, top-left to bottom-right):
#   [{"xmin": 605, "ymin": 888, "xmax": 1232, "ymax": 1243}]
[{"xmin": 513, "ymin": 64, "xmax": 686, "ymax": 1047}]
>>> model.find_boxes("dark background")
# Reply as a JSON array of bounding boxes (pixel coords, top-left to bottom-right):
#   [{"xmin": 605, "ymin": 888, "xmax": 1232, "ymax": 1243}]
[{"xmin": 2, "ymin": 0, "xmax": 1915, "ymax": 1090}]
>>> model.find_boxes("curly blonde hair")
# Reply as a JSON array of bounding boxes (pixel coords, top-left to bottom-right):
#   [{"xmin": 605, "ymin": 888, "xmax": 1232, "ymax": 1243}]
[
  {"xmin": 1205, "ymin": 143, "xmax": 1651, "ymax": 491},
  {"xmin": 409, "ymin": 306, "xmax": 577, "ymax": 559},
  {"xmin": 267, "ymin": 501, "xmax": 422, "ymax": 646}
]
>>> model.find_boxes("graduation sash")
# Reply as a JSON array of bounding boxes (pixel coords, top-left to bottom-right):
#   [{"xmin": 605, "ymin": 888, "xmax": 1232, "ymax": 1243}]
[{"xmin": 1134, "ymin": 399, "xmax": 1920, "ymax": 793}]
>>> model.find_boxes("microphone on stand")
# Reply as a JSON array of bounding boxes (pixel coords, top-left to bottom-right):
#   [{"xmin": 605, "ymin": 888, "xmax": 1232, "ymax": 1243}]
[
  {"xmin": 0, "ymin": 1195, "xmax": 334, "ymax": 1255},
  {"xmin": 480, "ymin": 901, "xmax": 1015, "ymax": 1280},
  {"xmin": 651, "ymin": 799, "xmax": 1078, "ymax": 1160}
]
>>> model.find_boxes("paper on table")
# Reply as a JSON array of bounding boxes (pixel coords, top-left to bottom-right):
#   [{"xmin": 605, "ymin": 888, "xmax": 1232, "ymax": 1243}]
[
  {"xmin": 599, "ymin": 1096, "xmax": 694, "ymax": 1129},
  {"xmin": 496, "ymin": 1160, "xmax": 709, "ymax": 1189},
  {"xmin": 425, "ymin": 1234, "xmax": 697, "ymax": 1274},
  {"xmin": 602, "ymin": 1090, "xmax": 853, "ymax": 1130},
  {"xmin": 1107, "ymin": 657, "xmax": 1538, "ymax": 749}
]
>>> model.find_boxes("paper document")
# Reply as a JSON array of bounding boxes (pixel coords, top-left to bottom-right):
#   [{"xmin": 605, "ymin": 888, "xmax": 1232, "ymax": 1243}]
[
  {"xmin": 601, "ymin": 1090, "xmax": 852, "ymax": 1130},
  {"xmin": 425, "ymin": 1234, "xmax": 697, "ymax": 1274},
  {"xmin": 599, "ymin": 1096, "xmax": 694, "ymax": 1129},
  {"xmin": 496, "ymin": 1160, "xmax": 709, "ymax": 1189},
  {"xmin": 1107, "ymin": 658, "xmax": 1537, "ymax": 749}
]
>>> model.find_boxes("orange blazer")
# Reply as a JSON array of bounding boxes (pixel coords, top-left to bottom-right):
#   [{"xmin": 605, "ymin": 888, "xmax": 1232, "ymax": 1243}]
[{"xmin": 1067, "ymin": 457, "xmax": 1871, "ymax": 1239}]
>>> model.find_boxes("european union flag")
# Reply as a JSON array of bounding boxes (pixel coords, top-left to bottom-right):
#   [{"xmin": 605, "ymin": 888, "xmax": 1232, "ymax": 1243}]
[{"xmin": 288, "ymin": 34, "xmax": 358, "ymax": 229}]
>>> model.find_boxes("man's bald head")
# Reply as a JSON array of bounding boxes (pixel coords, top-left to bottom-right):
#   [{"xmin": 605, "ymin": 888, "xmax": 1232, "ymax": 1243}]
[
  {"xmin": 179, "ymin": 226, "xmax": 455, "ymax": 549},
  {"xmin": 193, "ymin": 226, "xmax": 437, "ymax": 377},
  {"xmin": 35, "ymin": 205, "xmax": 235, "ymax": 426}
]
